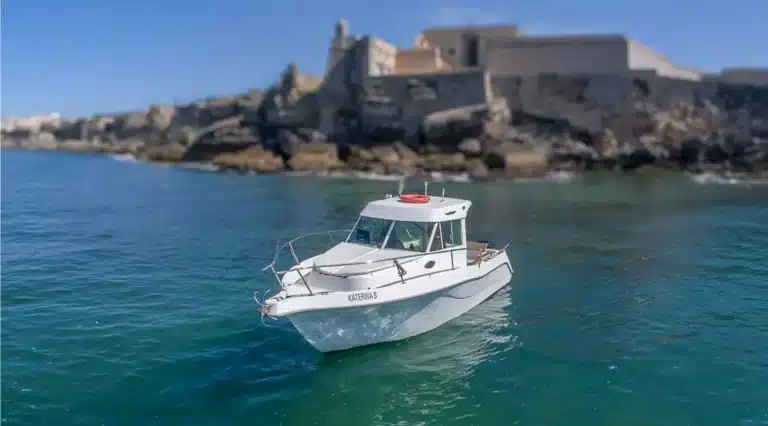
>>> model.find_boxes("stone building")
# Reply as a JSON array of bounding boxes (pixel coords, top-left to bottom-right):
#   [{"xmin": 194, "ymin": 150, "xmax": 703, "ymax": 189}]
[
  {"xmin": 414, "ymin": 26, "xmax": 700, "ymax": 80},
  {"xmin": 319, "ymin": 19, "xmax": 493, "ymax": 139},
  {"xmin": 316, "ymin": 18, "xmax": 762, "ymax": 142}
]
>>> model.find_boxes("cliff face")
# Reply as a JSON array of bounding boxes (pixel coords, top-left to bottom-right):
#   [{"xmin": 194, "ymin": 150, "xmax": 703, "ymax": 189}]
[{"xmin": 3, "ymin": 70, "xmax": 766, "ymax": 179}]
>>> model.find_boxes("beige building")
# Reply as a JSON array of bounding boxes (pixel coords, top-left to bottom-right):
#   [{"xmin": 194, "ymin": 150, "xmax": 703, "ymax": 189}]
[
  {"xmin": 317, "ymin": 18, "xmax": 763, "ymax": 139},
  {"xmin": 416, "ymin": 25, "xmax": 521, "ymax": 70},
  {"xmin": 416, "ymin": 29, "xmax": 701, "ymax": 81},
  {"xmin": 324, "ymin": 18, "xmax": 704, "ymax": 88}
]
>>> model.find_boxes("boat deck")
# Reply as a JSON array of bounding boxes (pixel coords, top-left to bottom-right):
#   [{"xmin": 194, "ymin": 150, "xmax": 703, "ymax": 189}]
[{"xmin": 467, "ymin": 241, "xmax": 497, "ymax": 265}]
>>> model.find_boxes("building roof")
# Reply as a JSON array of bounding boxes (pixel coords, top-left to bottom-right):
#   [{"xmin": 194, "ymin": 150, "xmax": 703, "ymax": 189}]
[
  {"xmin": 420, "ymin": 24, "xmax": 520, "ymax": 37},
  {"xmin": 360, "ymin": 195, "xmax": 471, "ymax": 223},
  {"xmin": 487, "ymin": 34, "xmax": 628, "ymax": 48}
]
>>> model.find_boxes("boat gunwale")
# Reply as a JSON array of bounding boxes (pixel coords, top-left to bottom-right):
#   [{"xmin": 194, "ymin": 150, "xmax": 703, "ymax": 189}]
[
  {"xmin": 270, "ymin": 244, "xmax": 510, "ymax": 300},
  {"xmin": 265, "ymin": 261, "xmax": 514, "ymax": 316}
]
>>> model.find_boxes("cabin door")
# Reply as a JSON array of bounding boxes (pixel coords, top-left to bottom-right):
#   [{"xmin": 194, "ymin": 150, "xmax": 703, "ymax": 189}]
[{"xmin": 465, "ymin": 35, "xmax": 479, "ymax": 67}]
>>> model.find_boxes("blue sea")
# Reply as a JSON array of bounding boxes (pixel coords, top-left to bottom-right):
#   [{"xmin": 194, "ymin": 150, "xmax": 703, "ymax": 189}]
[{"xmin": 2, "ymin": 150, "xmax": 767, "ymax": 426}]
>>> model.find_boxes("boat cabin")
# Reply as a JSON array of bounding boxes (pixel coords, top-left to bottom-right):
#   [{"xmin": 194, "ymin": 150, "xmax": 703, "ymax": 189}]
[
  {"xmin": 300, "ymin": 194, "xmax": 495, "ymax": 290},
  {"xmin": 272, "ymin": 193, "xmax": 499, "ymax": 294},
  {"xmin": 348, "ymin": 194, "xmax": 470, "ymax": 259}
]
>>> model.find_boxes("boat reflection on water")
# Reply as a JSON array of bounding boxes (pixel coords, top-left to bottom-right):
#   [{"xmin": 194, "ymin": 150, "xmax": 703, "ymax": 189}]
[{"xmin": 274, "ymin": 286, "xmax": 518, "ymax": 425}]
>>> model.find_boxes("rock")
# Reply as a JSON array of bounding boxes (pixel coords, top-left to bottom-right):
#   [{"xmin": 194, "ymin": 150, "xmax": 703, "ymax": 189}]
[
  {"xmin": 58, "ymin": 141, "xmax": 106, "ymax": 153},
  {"xmin": 9, "ymin": 138, "xmax": 58, "ymax": 151},
  {"xmin": 183, "ymin": 135, "xmax": 260, "ymax": 162},
  {"xmin": 1, "ymin": 113, "xmax": 63, "ymax": 134},
  {"xmin": 548, "ymin": 137, "xmax": 598, "ymax": 170},
  {"xmin": 504, "ymin": 151, "xmax": 549, "ymax": 177},
  {"xmin": 422, "ymin": 100, "xmax": 509, "ymax": 148},
  {"xmin": 676, "ymin": 137, "xmax": 705, "ymax": 166},
  {"xmin": 618, "ymin": 135, "xmax": 667, "ymax": 170},
  {"xmin": 348, "ymin": 145, "xmax": 375, "ymax": 161},
  {"xmin": 82, "ymin": 116, "xmax": 115, "ymax": 140},
  {"xmin": 287, "ymin": 143, "xmax": 344, "ymax": 170},
  {"xmin": 466, "ymin": 158, "xmax": 490, "ymax": 180},
  {"xmin": 5, "ymin": 69, "xmax": 768, "ymax": 178},
  {"xmin": 421, "ymin": 152, "xmax": 466, "ymax": 172},
  {"xmin": 485, "ymin": 142, "xmax": 549, "ymax": 177},
  {"xmin": 276, "ymin": 129, "xmax": 304, "ymax": 157},
  {"xmin": 213, "ymin": 146, "xmax": 284, "ymax": 173},
  {"xmin": 370, "ymin": 145, "xmax": 400, "ymax": 167},
  {"xmin": 295, "ymin": 128, "xmax": 327, "ymax": 143},
  {"xmin": 139, "ymin": 144, "xmax": 186, "ymax": 163},
  {"xmin": 458, "ymin": 138, "xmax": 483, "ymax": 157},
  {"xmin": 392, "ymin": 142, "xmax": 421, "ymax": 168}
]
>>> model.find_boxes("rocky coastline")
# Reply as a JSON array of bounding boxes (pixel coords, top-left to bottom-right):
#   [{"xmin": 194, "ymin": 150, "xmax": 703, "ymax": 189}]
[{"xmin": 3, "ymin": 69, "xmax": 767, "ymax": 182}]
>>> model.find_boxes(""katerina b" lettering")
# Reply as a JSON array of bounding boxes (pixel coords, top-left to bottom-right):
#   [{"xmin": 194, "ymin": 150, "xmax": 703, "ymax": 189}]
[{"xmin": 348, "ymin": 291, "xmax": 377, "ymax": 302}]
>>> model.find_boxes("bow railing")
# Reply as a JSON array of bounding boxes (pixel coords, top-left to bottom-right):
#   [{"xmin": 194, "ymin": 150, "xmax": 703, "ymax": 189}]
[{"xmin": 261, "ymin": 228, "xmax": 509, "ymax": 298}]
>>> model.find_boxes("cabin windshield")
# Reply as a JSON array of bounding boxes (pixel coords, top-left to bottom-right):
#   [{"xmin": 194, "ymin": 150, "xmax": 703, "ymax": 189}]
[
  {"xmin": 347, "ymin": 216, "xmax": 436, "ymax": 252},
  {"xmin": 385, "ymin": 221, "xmax": 434, "ymax": 252},
  {"xmin": 348, "ymin": 216, "xmax": 393, "ymax": 248}
]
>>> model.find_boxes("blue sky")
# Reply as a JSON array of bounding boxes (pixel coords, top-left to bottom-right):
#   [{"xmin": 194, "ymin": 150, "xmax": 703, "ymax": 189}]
[{"xmin": 2, "ymin": 0, "xmax": 766, "ymax": 119}]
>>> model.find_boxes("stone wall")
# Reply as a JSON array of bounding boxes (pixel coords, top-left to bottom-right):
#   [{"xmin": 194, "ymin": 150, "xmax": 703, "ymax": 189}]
[
  {"xmin": 490, "ymin": 73, "xmax": 767, "ymax": 144},
  {"xmin": 718, "ymin": 68, "xmax": 768, "ymax": 86},
  {"xmin": 417, "ymin": 25, "xmax": 520, "ymax": 69},
  {"xmin": 627, "ymin": 41, "xmax": 701, "ymax": 81},
  {"xmin": 365, "ymin": 36, "xmax": 397, "ymax": 76},
  {"xmin": 360, "ymin": 69, "xmax": 491, "ymax": 141},
  {"xmin": 486, "ymin": 35, "xmax": 630, "ymax": 76},
  {"xmin": 394, "ymin": 48, "xmax": 446, "ymax": 75}
]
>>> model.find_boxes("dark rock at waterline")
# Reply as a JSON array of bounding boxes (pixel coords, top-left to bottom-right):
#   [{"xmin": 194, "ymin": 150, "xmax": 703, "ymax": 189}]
[{"xmin": 3, "ymin": 71, "xmax": 767, "ymax": 177}]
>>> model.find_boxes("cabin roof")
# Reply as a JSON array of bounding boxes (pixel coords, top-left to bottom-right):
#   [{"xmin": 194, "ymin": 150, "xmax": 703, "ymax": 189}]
[{"xmin": 360, "ymin": 195, "xmax": 471, "ymax": 223}]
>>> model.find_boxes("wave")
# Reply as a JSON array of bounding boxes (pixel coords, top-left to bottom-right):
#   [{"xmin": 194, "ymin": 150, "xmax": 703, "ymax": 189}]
[
  {"xmin": 690, "ymin": 172, "xmax": 768, "ymax": 186},
  {"xmin": 514, "ymin": 171, "xmax": 581, "ymax": 183},
  {"xmin": 176, "ymin": 162, "xmax": 218, "ymax": 172},
  {"xmin": 286, "ymin": 170, "xmax": 472, "ymax": 183},
  {"xmin": 108, "ymin": 153, "xmax": 139, "ymax": 164}
]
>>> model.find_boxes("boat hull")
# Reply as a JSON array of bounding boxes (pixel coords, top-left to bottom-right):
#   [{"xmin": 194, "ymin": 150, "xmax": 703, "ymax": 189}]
[{"xmin": 285, "ymin": 261, "xmax": 513, "ymax": 352}]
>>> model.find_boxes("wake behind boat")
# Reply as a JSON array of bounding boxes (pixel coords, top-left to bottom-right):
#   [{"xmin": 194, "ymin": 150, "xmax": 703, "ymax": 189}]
[{"xmin": 255, "ymin": 187, "xmax": 514, "ymax": 352}]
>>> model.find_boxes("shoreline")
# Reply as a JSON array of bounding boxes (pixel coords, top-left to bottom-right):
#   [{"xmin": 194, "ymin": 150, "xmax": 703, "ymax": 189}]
[
  {"xmin": 4, "ymin": 144, "xmax": 767, "ymax": 187},
  {"xmin": 3, "ymin": 73, "xmax": 766, "ymax": 185}
]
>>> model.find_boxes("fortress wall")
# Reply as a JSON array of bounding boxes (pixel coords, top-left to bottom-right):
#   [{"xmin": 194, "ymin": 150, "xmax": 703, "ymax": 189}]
[
  {"xmin": 361, "ymin": 69, "xmax": 491, "ymax": 140},
  {"xmin": 627, "ymin": 41, "xmax": 701, "ymax": 81},
  {"xmin": 395, "ymin": 48, "xmax": 445, "ymax": 75},
  {"xmin": 718, "ymin": 68, "xmax": 768, "ymax": 86},
  {"xmin": 486, "ymin": 36, "xmax": 630, "ymax": 76},
  {"xmin": 489, "ymin": 73, "xmax": 735, "ymax": 141}
]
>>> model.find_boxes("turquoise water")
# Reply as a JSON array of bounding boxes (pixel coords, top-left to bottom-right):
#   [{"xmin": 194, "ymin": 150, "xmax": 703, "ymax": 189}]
[{"xmin": 2, "ymin": 150, "xmax": 767, "ymax": 426}]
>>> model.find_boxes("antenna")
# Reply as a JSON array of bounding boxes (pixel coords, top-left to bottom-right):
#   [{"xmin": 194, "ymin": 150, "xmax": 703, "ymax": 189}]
[
  {"xmin": 424, "ymin": 181, "xmax": 428, "ymax": 195},
  {"xmin": 441, "ymin": 187, "xmax": 446, "ymax": 201},
  {"xmin": 397, "ymin": 175, "xmax": 405, "ymax": 195}
]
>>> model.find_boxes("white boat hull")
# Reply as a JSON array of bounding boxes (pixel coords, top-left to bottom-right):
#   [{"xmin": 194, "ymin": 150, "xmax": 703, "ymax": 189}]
[{"xmin": 285, "ymin": 262, "xmax": 513, "ymax": 352}]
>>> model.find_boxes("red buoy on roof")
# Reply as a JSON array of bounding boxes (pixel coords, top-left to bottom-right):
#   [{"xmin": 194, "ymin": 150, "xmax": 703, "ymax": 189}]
[{"xmin": 398, "ymin": 193, "xmax": 431, "ymax": 204}]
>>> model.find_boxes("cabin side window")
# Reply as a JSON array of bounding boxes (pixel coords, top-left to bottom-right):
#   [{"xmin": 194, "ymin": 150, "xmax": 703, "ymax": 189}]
[
  {"xmin": 385, "ymin": 221, "xmax": 434, "ymax": 252},
  {"xmin": 349, "ymin": 216, "xmax": 393, "ymax": 248},
  {"xmin": 429, "ymin": 219, "xmax": 464, "ymax": 251},
  {"xmin": 444, "ymin": 219, "xmax": 463, "ymax": 247}
]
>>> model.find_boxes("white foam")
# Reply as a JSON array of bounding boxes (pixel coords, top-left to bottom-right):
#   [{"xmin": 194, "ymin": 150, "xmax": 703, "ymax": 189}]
[
  {"xmin": 514, "ymin": 171, "xmax": 580, "ymax": 183},
  {"xmin": 690, "ymin": 172, "xmax": 768, "ymax": 186},
  {"xmin": 108, "ymin": 153, "xmax": 139, "ymax": 164}
]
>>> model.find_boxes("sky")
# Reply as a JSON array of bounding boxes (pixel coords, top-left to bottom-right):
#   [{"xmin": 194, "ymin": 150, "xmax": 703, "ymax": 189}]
[{"xmin": 2, "ymin": 0, "xmax": 766, "ymax": 119}]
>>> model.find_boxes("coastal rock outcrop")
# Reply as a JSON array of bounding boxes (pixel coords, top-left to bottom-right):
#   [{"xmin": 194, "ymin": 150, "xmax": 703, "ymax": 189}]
[{"xmin": 3, "ymin": 68, "xmax": 767, "ymax": 179}]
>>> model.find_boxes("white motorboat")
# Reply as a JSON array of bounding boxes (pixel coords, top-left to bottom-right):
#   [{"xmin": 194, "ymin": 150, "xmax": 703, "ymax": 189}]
[{"xmin": 255, "ymin": 188, "xmax": 514, "ymax": 353}]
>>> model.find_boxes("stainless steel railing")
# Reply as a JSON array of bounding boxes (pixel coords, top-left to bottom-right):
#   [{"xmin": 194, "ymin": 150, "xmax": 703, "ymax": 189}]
[{"xmin": 261, "ymin": 227, "xmax": 510, "ymax": 298}]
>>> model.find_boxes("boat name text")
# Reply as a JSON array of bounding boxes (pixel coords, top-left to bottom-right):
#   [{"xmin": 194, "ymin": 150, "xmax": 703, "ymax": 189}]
[{"xmin": 348, "ymin": 291, "xmax": 378, "ymax": 303}]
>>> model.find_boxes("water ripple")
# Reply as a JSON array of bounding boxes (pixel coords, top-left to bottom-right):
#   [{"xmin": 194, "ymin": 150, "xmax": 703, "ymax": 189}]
[{"xmin": 2, "ymin": 151, "xmax": 767, "ymax": 426}]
